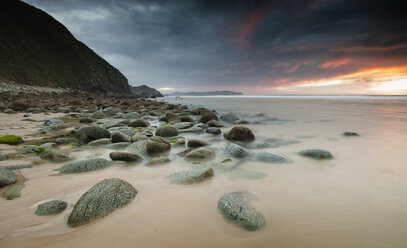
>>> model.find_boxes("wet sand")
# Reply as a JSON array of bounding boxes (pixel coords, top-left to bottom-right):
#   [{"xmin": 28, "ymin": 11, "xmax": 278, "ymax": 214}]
[{"xmin": 1, "ymin": 96, "xmax": 407, "ymax": 248}]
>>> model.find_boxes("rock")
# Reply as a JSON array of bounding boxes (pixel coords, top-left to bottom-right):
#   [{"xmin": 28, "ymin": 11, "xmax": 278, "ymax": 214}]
[
  {"xmin": 207, "ymin": 127, "xmax": 221, "ymax": 135},
  {"xmin": 55, "ymin": 138, "xmax": 77, "ymax": 145},
  {"xmin": 45, "ymin": 118, "xmax": 64, "ymax": 126},
  {"xmin": 0, "ymin": 167, "xmax": 17, "ymax": 186},
  {"xmin": 0, "ymin": 135, "xmax": 24, "ymax": 145},
  {"xmin": 220, "ymin": 112, "xmax": 239, "ymax": 123},
  {"xmin": 147, "ymin": 137, "xmax": 171, "ymax": 153},
  {"xmin": 35, "ymin": 200, "xmax": 68, "ymax": 216},
  {"xmin": 234, "ymin": 120, "xmax": 250, "ymax": 124},
  {"xmin": 198, "ymin": 111, "xmax": 218, "ymax": 124},
  {"xmin": 108, "ymin": 127, "xmax": 134, "ymax": 137},
  {"xmin": 207, "ymin": 120, "xmax": 224, "ymax": 127},
  {"xmin": 111, "ymin": 132, "xmax": 131, "ymax": 143},
  {"xmin": 211, "ymin": 158, "xmax": 239, "ymax": 171},
  {"xmin": 3, "ymin": 185, "xmax": 24, "ymax": 200},
  {"xmin": 13, "ymin": 100, "xmax": 30, "ymax": 111},
  {"xmin": 88, "ymin": 138, "xmax": 112, "ymax": 146},
  {"xmin": 166, "ymin": 112, "xmax": 181, "ymax": 123},
  {"xmin": 174, "ymin": 122, "xmax": 193, "ymax": 129},
  {"xmin": 106, "ymin": 142, "xmax": 131, "ymax": 150},
  {"xmin": 343, "ymin": 131, "xmax": 358, "ymax": 137},
  {"xmin": 67, "ymin": 178, "xmax": 137, "ymax": 227},
  {"xmin": 4, "ymin": 109, "xmax": 16, "ymax": 114},
  {"xmin": 255, "ymin": 152, "xmax": 288, "ymax": 163},
  {"xmin": 131, "ymin": 134, "xmax": 149, "ymax": 142},
  {"xmin": 59, "ymin": 158, "xmax": 110, "ymax": 174},
  {"xmin": 0, "ymin": 154, "xmax": 8, "ymax": 161},
  {"xmin": 187, "ymin": 139, "xmax": 208, "ymax": 148},
  {"xmin": 178, "ymin": 127, "xmax": 205, "ymax": 133},
  {"xmin": 40, "ymin": 149, "xmax": 70, "ymax": 163},
  {"xmin": 75, "ymin": 126, "xmax": 110, "ymax": 144},
  {"xmin": 247, "ymin": 141, "xmax": 272, "ymax": 149},
  {"xmin": 126, "ymin": 140, "xmax": 148, "ymax": 154},
  {"xmin": 184, "ymin": 147, "xmax": 215, "ymax": 161},
  {"xmin": 129, "ymin": 119, "xmax": 150, "ymax": 128},
  {"xmin": 3, "ymin": 163, "xmax": 34, "ymax": 170},
  {"xmin": 57, "ymin": 107, "xmax": 70, "ymax": 113},
  {"xmin": 145, "ymin": 157, "xmax": 171, "ymax": 166},
  {"xmin": 224, "ymin": 126, "xmax": 255, "ymax": 141},
  {"xmin": 109, "ymin": 152, "xmax": 142, "ymax": 162},
  {"xmin": 90, "ymin": 110, "xmax": 106, "ymax": 119},
  {"xmin": 168, "ymin": 168, "xmax": 214, "ymax": 184},
  {"xmin": 39, "ymin": 142, "xmax": 57, "ymax": 150},
  {"xmin": 122, "ymin": 112, "xmax": 140, "ymax": 119},
  {"xmin": 217, "ymin": 192, "xmax": 265, "ymax": 231},
  {"xmin": 155, "ymin": 126, "xmax": 178, "ymax": 137},
  {"xmin": 191, "ymin": 108, "xmax": 211, "ymax": 115},
  {"xmin": 180, "ymin": 116, "xmax": 194, "ymax": 122},
  {"xmin": 299, "ymin": 149, "xmax": 333, "ymax": 159},
  {"xmin": 79, "ymin": 117, "xmax": 94, "ymax": 123},
  {"xmin": 19, "ymin": 145, "xmax": 45, "ymax": 156},
  {"xmin": 173, "ymin": 139, "xmax": 186, "ymax": 146},
  {"xmin": 225, "ymin": 143, "xmax": 249, "ymax": 158},
  {"xmin": 103, "ymin": 107, "xmax": 117, "ymax": 117}
]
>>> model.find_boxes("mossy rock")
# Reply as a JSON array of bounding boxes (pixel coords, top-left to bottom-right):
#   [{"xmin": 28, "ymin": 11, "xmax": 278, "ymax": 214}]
[
  {"xmin": 35, "ymin": 200, "xmax": 67, "ymax": 216},
  {"xmin": 68, "ymin": 178, "xmax": 137, "ymax": 227},
  {"xmin": 0, "ymin": 167, "xmax": 17, "ymax": 186},
  {"xmin": 0, "ymin": 135, "xmax": 24, "ymax": 145},
  {"xmin": 218, "ymin": 192, "xmax": 265, "ymax": 231},
  {"xmin": 3, "ymin": 185, "xmax": 24, "ymax": 200},
  {"xmin": 22, "ymin": 118, "xmax": 37, "ymax": 122},
  {"xmin": 168, "ymin": 168, "xmax": 214, "ymax": 184},
  {"xmin": 59, "ymin": 158, "xmax": 110, "ymax": 174}
]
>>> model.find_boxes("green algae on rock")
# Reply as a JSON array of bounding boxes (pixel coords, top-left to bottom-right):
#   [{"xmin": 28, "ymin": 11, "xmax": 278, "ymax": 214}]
[{"xmin": 0, "ymin": 135, "xmax": 24, "ymax": 145}]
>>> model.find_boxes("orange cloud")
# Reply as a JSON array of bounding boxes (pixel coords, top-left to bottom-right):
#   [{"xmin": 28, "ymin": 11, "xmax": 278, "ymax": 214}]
[{"xmin": 320, "ymin": 58, "xmax": 352, "ymax": 69}]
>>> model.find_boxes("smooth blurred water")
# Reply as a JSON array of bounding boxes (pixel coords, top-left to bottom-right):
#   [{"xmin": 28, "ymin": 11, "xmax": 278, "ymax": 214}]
[{"xmin": 163, "ymin": 95, "xmax": 407, "ymax": 248}]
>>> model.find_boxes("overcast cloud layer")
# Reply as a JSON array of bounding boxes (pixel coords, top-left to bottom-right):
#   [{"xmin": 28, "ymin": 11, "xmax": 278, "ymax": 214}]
[{"xmin": 23, "ymin": 0, "xmax": 407, "ymax": 94}]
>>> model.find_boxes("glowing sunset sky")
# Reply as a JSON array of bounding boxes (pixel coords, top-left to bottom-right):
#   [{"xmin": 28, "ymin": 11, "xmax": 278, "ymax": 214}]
[{"xmin": 24, "ymin": 0, "xmax": 407, "ymax": 95}]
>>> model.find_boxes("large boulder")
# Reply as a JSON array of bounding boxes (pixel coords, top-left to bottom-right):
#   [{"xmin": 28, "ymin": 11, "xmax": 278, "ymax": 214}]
[
  {"xmin": 75, "ymin": 126, "xmax": 110, "ymax": 144},
  {"xmin": 109, "ymin": 152, "xmax": 142, "ymax": 162},
  {"xmin": 184, "ymin": 147, "xmax": 215, "ymax": 161},
  {"xmin": 59, "ymin": 158, "xmax": 110, "ymax": 174},
  {"xmin": 198, "ymin": 111, "xmax": 218, "ymax": 124},
  {"xmin": 67, "ymin": 178, "xmax": 137, "ymax": 227},
  {"xmin": 0, "ymin": 135, "xmax": 24, "ymax": 145},
  {"xmin": 255, "ymin": 152, "xmax": 288, "ymax": 163},
  {"xmin": 218, "ymin": 192, "xmax": 265, "ymax": 231},
  {"xmin": 111, "ymin": 132, "xmax": 131, "ymax": 143},
  {"xmin": 220, "ymin": 112, "xmax": 239, "ymax": 123},
  {"xmin": 225, "ymin": 143, "xmax": 249, "ymax": 158},
  {"xmin": 35, "ymin": 200, "xmax": 67, "ymax": 216},
  {"xmin": 40, "ymin": 149, "xmax": 70, "ymax": 163},
  {"xmin": 168, "ymin": 168, "xmax": 214, "ymax": 184},
  {"xmin": 155, "ymin": 126, "xmax": 178, "ymax": 137},
  {"xmin": 166, "ymin": 112, "xmax": 181, "ymax": 123},
  {"xmin": 128, "ymin": 119, "xmax": 150, "ymax": 128},
  {"xmin": 299, "ymin": 149, "xmax": 333, "ymax": 159},
  {"xmin": 147, "ymin": 137, "xmax": 171, "ymax": 153},
  {"xmin": 224, "ymin": 126, "xmax": 255, "ymax": 141},
  {"xmin": 0, "ymin": 167, "xmax": 17, "ymax": 186}
]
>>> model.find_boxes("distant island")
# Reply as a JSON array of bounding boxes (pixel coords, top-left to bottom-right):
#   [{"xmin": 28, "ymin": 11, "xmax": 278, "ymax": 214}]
[
  {"xmin": 131, "ymin": 85, "xmax": 164, "ymax": 98},
  {"xmin": 169, "ymin": 90, "xmax": 243, "ymax": 96}
]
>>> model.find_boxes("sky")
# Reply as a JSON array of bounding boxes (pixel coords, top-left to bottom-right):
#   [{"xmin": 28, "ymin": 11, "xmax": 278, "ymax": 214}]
[{"xmin": 23, "ymin": 0, "xmax": 407, "ymax": 95}]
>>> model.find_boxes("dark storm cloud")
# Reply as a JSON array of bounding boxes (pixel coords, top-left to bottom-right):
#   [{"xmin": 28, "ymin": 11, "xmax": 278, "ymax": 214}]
[{"xmin": 22, "ymin": 0, "xmax": 407, "ymax": 92}]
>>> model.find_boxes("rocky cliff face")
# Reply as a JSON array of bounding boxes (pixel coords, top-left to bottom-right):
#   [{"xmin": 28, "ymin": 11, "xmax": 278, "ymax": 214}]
[{"xmin": 0, "ymin": 0, "xmax": 131, "ymax": 94}]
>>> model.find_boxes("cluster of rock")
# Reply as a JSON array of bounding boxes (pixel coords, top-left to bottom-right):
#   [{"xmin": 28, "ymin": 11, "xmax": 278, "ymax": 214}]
[{"xmin": 0, "ymin": 96, "xmax": 357, "ymax": 231}]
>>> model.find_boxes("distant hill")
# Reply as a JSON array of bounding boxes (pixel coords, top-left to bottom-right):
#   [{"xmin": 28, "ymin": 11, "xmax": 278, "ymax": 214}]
[
  {"xmin": 169, "ymin": 90, "xmax": 243, "ymax": 96},
  {"xmin": 131, "ymin": 85, "xmax": 163, "ymax": 98},
  {"xmin": 0, "ymin": 0, "xmax": 131, "ymax": 93}
]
